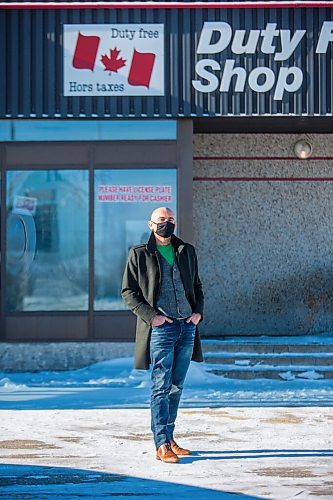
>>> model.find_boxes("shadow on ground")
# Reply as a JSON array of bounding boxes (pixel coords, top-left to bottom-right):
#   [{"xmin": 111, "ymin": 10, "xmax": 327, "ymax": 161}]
[{"xmin": 0, "ymin": 463, "xmax": 262, "ymax": 499}]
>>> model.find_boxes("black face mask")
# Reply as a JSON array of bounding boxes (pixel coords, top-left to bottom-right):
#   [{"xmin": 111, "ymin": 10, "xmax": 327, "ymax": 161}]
[{"xmin": 154, "ymin": 221, "xmax": 175, "ymax": 238}]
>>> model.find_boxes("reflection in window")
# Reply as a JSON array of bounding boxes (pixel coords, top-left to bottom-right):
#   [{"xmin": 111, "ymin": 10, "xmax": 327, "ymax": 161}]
[
  {"xmin": 94, "ymin": 169, "xmax": 177, "ymax": 311},
  {"xmin": 6, "ymin": 170, "xmax": 89, "ymax": 311},
  {"xmin": 0, "ymin": 120, "xmax": 177, "ymax": 142}
]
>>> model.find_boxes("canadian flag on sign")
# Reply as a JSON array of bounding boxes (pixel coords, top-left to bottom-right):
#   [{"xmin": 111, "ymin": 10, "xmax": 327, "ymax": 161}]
[
  {"xmin": 65, "ymin": 24, "xmax": 164, "ymax": 96},
  {"xmin": 72, "ymin": 37, "xmax": 156, "ymax": 89}
]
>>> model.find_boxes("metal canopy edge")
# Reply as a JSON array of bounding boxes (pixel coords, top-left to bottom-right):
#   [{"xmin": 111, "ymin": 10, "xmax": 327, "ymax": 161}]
[{"xmin": 2, "ymin": 1, "xmax": 333, "ymax": 9}]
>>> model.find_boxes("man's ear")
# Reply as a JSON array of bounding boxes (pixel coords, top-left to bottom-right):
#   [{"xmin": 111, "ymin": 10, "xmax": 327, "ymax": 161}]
[{"xmin": 148, "ymin": 220, "xmax": 154, "ymax": 231}]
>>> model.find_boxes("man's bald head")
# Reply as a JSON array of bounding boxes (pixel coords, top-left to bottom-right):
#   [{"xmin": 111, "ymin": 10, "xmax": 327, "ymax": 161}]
[{"xmin": 150, "ymin": 207, "xmax": 175, "ymax": 223}]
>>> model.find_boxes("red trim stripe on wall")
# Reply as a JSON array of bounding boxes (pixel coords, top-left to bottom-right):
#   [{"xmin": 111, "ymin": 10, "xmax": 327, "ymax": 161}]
[
  {"xmin": 193, "ymin": 177, "xmax": 333, "ymax": 181},
  {"xmin": 193, "ymin": 156, "xmax": 333, "ymax": 161},
  {"xmin": 2, "ymin": 1, "xmax": 333, "ymax": 9},
  {"xmin": 193, "ymin": 156, "xmax": 333, "ymax": 181}
]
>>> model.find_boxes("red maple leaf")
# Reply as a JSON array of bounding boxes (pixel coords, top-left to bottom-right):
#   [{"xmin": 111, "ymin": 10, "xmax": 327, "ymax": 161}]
[{"xmin": 101, "ymin": 48, "xmax": 126, "ymax": 74}]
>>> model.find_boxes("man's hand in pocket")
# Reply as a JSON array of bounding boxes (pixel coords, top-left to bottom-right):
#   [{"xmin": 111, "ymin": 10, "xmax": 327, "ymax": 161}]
[
  {"xmin": 151, "ymin": 315, "xmax": 173, "ymax": 327},
  {"xmin": 186, "ymin": 313, "xmax": 201, "ymax": 325}
]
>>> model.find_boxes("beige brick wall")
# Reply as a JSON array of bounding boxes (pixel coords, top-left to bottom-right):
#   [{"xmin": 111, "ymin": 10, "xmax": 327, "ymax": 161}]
[{"xmin": 193, "ymin": 134, "xmax": 333, "ymax": 336}]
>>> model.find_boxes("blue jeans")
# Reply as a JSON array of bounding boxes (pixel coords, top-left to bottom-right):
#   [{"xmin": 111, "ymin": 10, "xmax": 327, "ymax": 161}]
[{"xmin": 150, "ymin": 318, "xmax": 196, "ymax": 449}]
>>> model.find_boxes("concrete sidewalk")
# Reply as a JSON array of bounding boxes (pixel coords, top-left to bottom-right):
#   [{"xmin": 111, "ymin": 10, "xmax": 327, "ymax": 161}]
[{"xmin": 0, "ymin": 407, "xmax": 332, "ymax": 499}]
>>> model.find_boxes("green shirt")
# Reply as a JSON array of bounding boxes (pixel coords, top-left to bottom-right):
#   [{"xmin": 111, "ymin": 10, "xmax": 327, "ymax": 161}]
[{"xmin": 156, "ymin": 243, "xmax": 175, "ymax": 266}]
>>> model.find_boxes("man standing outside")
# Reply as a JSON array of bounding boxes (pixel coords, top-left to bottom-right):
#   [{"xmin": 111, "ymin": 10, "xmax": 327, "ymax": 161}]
[{"xmin": 121, "ymin": 207, "xmax": 204, "ymax": 463}]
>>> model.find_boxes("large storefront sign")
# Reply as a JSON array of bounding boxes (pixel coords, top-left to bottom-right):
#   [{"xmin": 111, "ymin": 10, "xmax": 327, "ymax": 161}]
[
  {"xmin": 192, "ymin": 21, "xmax": 333, "ymax": 101},
  {"xmin": 4, "ymin": 6, "xmax": 333, "ymax": 117},
  {"xmin": 63, "ymin": 16, "xmax": 333, "ymax": 105},
  {"xmin": 63, "ymin": 24, "xmax": 164, "ymax": 96}
]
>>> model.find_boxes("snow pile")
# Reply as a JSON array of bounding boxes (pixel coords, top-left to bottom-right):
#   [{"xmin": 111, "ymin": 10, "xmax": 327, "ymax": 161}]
[
  {"xmin": 297, "ymin": 370, "xmax": 324, "ymax": 380},
  {"xmin": 0, "ymin": 377, "xmax": 29, "ymax": 392},
  {"xmin": 0, "ymin": 356, "xmax": 332, "ymax": 409}
]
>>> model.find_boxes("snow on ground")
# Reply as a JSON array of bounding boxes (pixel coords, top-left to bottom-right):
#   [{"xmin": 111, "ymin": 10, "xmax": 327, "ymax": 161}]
[
  {"xmin": 0, "ymin": 357, "xmax": 333, "ymax": 409},
  {"xmin": 0, "ymin": 407, "xmax": 332, "ymax": 499},
  {"xmin": 0, "ymin": 358, "xmax": 332, "ymax": 498},
  {"xmin": 0, "ymin": 358, "xmax": 333, "ymax": 500}
]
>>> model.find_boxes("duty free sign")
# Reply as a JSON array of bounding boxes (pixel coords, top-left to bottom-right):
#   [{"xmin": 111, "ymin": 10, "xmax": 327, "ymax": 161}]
[
  {"xmin": 63, "ymin": 24, "xmax": 164, "ymax": 96},
  {"xmin": 64, "ymin": 20, "xmax": 333, "ymax": 100}
]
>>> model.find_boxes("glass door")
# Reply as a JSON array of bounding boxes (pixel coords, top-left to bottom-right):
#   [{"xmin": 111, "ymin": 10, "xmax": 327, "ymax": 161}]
[
  {"xmin": 94, "ymin": 168, "xmax": 177, "ymax": 311},
  {"xmin": 6, "ymin": 170, "xmax": 89, "ymax": 312}
]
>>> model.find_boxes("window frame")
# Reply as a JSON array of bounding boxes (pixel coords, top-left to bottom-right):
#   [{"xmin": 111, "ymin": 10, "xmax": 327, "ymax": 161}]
[{"xmin": 0, "ymin": 120, "xmax": 193, "ymax": 342}]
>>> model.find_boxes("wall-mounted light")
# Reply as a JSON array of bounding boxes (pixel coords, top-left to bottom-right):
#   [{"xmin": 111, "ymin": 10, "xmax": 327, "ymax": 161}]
[{"xmin": 294, "ymin": 139, "xmax": 312, "ymax": 159}]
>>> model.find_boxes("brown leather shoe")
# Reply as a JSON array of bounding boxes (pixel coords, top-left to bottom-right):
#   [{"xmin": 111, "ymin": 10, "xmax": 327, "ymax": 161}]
[
  {"xmin": 156, "ymin": 443, "xmax": 179, "ymax": 463},
  {"xmin": 170, "ymin": 439, "xmax": 191, "ymax": 456}
]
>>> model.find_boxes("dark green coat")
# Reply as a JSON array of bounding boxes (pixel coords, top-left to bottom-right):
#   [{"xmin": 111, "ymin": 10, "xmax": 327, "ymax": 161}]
[{"xmin": 121, "ymin": 232, "xmax": 204, "ymax": 370}]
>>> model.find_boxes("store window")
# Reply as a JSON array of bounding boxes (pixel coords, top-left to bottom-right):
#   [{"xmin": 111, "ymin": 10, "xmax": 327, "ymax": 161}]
[
  {"xmin": 0, "ymin": 120, "xmax": 177, "ymax": 142},
  {"xmin": 94, "ymin": 168, "xmax": 177, "ymax": 311},
  {"xmin": 6, "ymin": 170, "xmax": 89, "ymax": 311}
]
